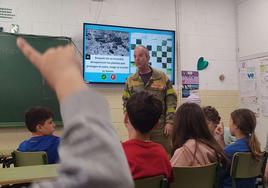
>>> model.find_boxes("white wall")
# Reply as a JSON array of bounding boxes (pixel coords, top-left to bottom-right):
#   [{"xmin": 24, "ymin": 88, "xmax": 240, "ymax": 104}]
[
  {"xmin": 178, "ymin": 0, "xmax": 238, "ymax": 90},
  {"xmin": 237, "ymin": 0, "xmax": 268, "ymax": 58}
]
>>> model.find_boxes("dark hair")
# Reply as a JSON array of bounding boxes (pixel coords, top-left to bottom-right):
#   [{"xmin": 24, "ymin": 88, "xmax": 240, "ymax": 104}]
[
  {"xmin": 203, "ymin": 106, "xmax": 221, "ymax": 125},
  {"xmin": 171, "ymin": 103, "xmax": 227, "ymax": 165},
  {"xmin": 231, "ymin": 108, "xmax": 261, "ymax": 158},
  {"xmin": 126, "ymin": 91, "xmax": 162, "ymax": 134},
  {"xmin": 25, "ymin": 106, "xmax": 53, "ymax": 132}
]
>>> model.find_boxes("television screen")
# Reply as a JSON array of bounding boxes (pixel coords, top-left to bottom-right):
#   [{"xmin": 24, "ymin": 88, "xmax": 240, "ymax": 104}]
[{"xmin": 83, "ymin": 23, "xmax": 175, "ymax": 84}]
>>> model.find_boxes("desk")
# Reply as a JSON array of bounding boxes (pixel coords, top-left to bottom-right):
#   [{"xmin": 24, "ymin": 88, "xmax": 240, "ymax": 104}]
[{"xmin": 0, "ymin": 164, "xmax": 59, "ymax": 185}]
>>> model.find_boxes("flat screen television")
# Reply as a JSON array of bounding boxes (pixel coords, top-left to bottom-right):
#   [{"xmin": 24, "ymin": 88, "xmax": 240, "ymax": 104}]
[{"xmin": 83, "ymin": 23, "xmax": 175, "ymax": 84}]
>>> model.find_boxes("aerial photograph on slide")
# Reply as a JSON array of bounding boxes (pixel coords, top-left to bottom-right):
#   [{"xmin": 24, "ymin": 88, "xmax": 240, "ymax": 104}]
[{"xmin": 86, "ymin": 29, "xmax": 129, "ymax": 56}]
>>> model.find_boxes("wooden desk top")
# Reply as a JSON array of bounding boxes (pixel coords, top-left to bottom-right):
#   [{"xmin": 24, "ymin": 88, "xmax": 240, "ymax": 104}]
[{"xmin": 0, "ymin": 164, "xmax": 59, "ymax": 185}]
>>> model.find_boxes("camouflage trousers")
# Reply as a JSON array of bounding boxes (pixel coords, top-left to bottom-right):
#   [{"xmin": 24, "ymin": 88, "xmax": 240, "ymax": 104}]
[{"xmin": 150, "ymin": 127, "xmax": 171, "ymax": 156}]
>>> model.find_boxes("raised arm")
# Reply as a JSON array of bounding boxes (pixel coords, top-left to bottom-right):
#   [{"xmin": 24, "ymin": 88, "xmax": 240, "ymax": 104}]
[{"xmin": 17, "ymin": 38, "xmax": 133, "ymax": 188}]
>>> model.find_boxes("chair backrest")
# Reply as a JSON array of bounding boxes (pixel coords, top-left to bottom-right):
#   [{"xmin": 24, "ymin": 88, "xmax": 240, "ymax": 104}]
[
  {"xmin": 134, "ymin": 175, "xmax": 167, "ymax": 188},
  {"xmin": 230, "ymin": 152, "xmax": 267, "ymax": 188},
  {"xmin": 169, "ymin": 162, "xmax": 218, "ymax": 188},
  {"xmin": 259, "ymin": 151, "xmax": 268, "ymax": 186},
  {"xmin": 12, "ymin": 150, "xmax": 48, "ymax": 167}
]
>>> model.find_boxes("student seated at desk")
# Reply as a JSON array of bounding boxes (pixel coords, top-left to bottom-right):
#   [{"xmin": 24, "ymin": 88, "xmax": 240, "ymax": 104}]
[
  {"xmin": 203, "ymin": 106, "xmax": 236, "ymax": 148},
  {"xmin": 203, "ymin": 106, "xmax": 225, "ymax": 148},
  {"xmin": 222, "ymin": 109, "xmax": 261, "ymax": 188},
  {"xmin": 18, "ymin": 106, "xmax": 60, "ymax": 164},
  {"xmin": 170, "ymin": 103, "xmax": 227, "ymax": 167},
  {"xmin": 122, "ymin": 91, "xmax": 173, "ymax": 181}
]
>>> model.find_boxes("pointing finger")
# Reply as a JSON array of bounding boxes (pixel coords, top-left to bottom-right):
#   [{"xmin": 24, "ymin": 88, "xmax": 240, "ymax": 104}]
[{"xmin": 17, "ymin": 37, "xmax": 42, "ymax": 70}]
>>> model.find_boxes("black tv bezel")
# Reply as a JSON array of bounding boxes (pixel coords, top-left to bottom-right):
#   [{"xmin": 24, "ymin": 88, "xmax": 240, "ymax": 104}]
[{"xmin": 83, "ymin": 23, "xmax": 176, "ymax": 85}]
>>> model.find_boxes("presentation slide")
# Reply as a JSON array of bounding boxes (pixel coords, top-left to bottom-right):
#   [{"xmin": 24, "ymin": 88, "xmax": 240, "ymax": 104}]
[{"xmin": 83, "ymin": 23, "xmax": 175, "ymax": 84}]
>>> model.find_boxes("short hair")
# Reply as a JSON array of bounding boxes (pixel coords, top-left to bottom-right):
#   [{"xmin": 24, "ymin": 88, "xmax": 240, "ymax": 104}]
[
  {"xmin": 202, "ymin": 106, "xmax": 221, "ymax": 125},
  {"xmin": 126, "ymin": 91, "xmax": 162, "ymax": 134},
  {"xmin": 134, "ymin": 45, "xmax": 150, "ymax": 58},
  {"xmin": 24, "ymin": 106, "xmax": 53, "ymax": 132}
]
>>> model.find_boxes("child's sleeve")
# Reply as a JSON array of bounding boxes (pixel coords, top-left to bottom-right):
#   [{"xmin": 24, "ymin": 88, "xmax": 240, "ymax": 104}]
[{"xmin": 31, "ymin": 88, "xmax": 134, "ymax": 188}]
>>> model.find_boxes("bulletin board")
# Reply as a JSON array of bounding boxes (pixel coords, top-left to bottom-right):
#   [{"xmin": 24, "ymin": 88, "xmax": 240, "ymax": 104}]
[{"xmin": 239, "ymin": 56, "xmax": 268, "ymax": 147}]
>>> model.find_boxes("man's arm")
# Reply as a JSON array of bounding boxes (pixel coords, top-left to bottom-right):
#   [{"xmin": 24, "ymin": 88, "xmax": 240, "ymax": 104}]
[
  {"xmin": 122, "ymin": 82, "xmax": 131, "ymax": 113},
  {"xmin": 164, "ymin": 79, "xmax": 177, "ymax": 136},
  {"xmin": 17, "ymin": 38, "xmax": 133, "ymax": 188}
]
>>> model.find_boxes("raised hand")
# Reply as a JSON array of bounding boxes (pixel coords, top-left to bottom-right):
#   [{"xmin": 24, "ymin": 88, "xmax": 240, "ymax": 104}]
[{"xmin": 17, "ymin": 37, "xmax": 87, "ymax": 102}]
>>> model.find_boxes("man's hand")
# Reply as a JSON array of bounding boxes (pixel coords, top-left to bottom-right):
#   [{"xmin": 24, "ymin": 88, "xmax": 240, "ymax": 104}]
[
  {"xmin": 164, "ymin": 123, "xmax": 173, "ymax": 136},
  {"xmin": 214, "ymin": 122, "xmax": 224, "ymax": 137},
  {"xmin": 214, "ymin": 122, "xmax": 225, "ymax": 148},
  {"xmin": 17, "ymin": 37, "xmax": 87, "ymax": 102}
]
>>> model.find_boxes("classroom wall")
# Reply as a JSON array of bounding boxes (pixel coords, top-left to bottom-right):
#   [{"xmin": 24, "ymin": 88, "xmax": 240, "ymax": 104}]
[
  {"xmin": 237, "ymin": 0, "xmax": 268, "ymax": 58},
  {"xmin": 178, "ymin": 0, "xmax": 239, "ymax": 134},
  {"xmin": 178, "ymin": 0, "xmax": 238, "ymax": 90},
  {"xmin": 0, "ymin": 0, "xmax": 239, "ymax": 150},
  {"xmin": 237, "ymin": 0, "xmax": 268, "ymax": 148}
]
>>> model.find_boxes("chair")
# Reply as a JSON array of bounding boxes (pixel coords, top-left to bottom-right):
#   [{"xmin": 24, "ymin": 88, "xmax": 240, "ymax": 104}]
[
  {"xmin": 12, "ymin": 150, "xmax": 48, "ymax": 167},
  {"xmin": 230, "ymin": 152, "xmax": 268, "ymax": 188},
  {"xmin": 257, "ymin": 151, "xmax": 268, "ymax": 187},
  {"xmin": 169, "ymin": 162, "xmax": 218, "ymax": 188},
  {"xmin": 134, "ymin": 175, "xmax": 167, "ymax": 188}
]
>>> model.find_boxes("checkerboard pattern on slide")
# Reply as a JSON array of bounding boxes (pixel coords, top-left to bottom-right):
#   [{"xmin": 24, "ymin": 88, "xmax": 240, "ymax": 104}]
[{"xmin": 130, "ymin": 33, "xmax": 173, "ymax": 76}]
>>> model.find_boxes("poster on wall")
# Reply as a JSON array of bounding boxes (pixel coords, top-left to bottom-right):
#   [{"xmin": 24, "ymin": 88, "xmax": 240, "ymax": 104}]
[
  {"xmin": 241, "ymin": 96, "xmax": 260, "ymax": 117},
  {"xmin": 181, "ymin": 71, "xmax": 199, "ymax": 98},
  {"xmin": 259, "ymin": 59, "xmax": 268, "ymax": 97},
  {"xmin": 239, "ymin": 60, "xmax": 260, "ymax": 116},
  {"xmin": 261, "ymin": 97, "xmax": 268, "ymax": 117},
  {"xmin": 259, "ymin": 58, "xmax": 268, "ymax": 116},
  {"xmin": 0, "ymin": 6, "xmax": 17, "ymax": 21},
  {"xmin": 239, "ymin": 60, "xmax": 258, "ymax": 97}
]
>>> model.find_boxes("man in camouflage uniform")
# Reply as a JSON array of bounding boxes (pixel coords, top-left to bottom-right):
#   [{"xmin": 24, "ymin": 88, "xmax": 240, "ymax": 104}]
[{"xmin": 122, "ymin": 45, "xmax": 177, "ymax": 154}]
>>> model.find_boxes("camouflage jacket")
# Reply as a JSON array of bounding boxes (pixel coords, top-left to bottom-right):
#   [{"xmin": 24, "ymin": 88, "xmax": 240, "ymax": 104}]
[{"xmin": 122, "ymin": 67, "xmax": 177, "ymax": 128}]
